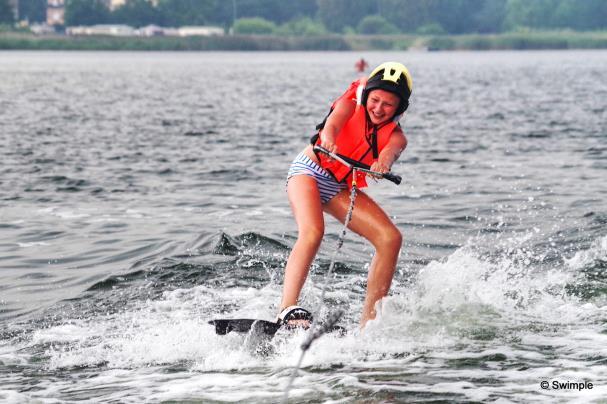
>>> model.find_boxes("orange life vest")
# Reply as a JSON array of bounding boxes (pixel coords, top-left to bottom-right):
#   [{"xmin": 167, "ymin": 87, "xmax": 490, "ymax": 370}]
[{"xmin": 312, "ymin": 78, "xmax": 399, "ymax": 188}]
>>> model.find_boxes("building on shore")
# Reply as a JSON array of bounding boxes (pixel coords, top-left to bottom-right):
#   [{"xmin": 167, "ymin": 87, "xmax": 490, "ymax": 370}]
[
  {"xmin": 66, "ymin": 24, "xmax": 136, "ymax": 36},
  {"xmin": 66, "ymin": 24, "xmax": 224, "ymax": 37},
  {"xmin": 107, "ymin": 0, "xmax": 159, "ymax": 10},
  {"xmin": 138, "ymin": 25, "xmax": 169, "ymax": 37},
  {"xmin": 30, "ymin": 23, "xmax": 56, "ymax": 35},
  {"xmin": 107, "ymin": 0, "xmax": 125, "ymax": 11},
  {"xmin": 177, "ymin": 26, "xmax": 224, "ymax": 37},
  {"xmin": 47, "ymin": 0, "xmax": 65, "ymax": 26}
]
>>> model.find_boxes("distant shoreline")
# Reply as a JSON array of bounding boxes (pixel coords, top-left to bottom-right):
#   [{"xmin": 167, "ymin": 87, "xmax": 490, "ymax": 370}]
[{"xmin": 1, "ymin": 31, "xmax": 607, "ymax": 51}]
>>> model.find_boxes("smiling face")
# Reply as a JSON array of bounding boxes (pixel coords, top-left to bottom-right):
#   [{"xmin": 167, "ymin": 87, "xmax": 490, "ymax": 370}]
[{"xmin": 365, "ymin": 89, "xmax": 401, "ymax": 125}]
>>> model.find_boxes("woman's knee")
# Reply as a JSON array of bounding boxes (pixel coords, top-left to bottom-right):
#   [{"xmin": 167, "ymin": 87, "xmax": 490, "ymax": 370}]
[
  {"xmin": 297, "ymin": 225, "xmax": 324, "ymax": 248},
  {"xmin": 374, "ymin": 225, "xmax": 402, "ymax": 252}
]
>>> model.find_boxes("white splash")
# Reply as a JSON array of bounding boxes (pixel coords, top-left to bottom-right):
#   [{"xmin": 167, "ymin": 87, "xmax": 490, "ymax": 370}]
[
  {"xmin": 566, "ymin": 235, "xmax": 607, "ymax": 270},
  {"xmin": 10, "ymin": 235, "xmax": 606, "ymax": 402}
]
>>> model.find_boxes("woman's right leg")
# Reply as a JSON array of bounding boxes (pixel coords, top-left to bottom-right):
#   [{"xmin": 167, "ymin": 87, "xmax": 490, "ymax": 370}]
[
  {"xmin": 323, "ymin": 189, "xmax": 402, "ymax": 327},
  {"xmin": 279, "ymin": 175, "xmax": 325, "ymax": 310}
]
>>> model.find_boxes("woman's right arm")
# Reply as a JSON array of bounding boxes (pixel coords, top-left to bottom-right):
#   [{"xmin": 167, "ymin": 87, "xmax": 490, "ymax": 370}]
[{"xmin": 319, "ymin": 98, "xmax": 356, "ymax": 154}]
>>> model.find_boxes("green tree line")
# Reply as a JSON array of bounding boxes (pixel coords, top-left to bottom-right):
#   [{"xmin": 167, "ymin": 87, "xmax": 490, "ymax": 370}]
[{"xmin": 3, "ymin": 0, "xmax": 607, "ymax": 34}]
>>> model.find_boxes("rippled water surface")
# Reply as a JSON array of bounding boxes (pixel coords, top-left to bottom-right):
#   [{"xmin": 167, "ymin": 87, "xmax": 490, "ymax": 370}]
[{"xmin": 1, "ymin": 50, "xmax": 606, "ymax": 402}]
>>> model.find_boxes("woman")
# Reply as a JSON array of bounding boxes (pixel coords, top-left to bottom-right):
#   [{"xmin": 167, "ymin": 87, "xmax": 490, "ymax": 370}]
[{"xmin": 278, "ymin": 62, "xmax": 412, "ymax": 328}]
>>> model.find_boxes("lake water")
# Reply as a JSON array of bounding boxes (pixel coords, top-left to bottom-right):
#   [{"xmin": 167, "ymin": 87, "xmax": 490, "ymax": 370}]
[{"xmin": 1, "ymin": 50, "xmax": 606, "ymax": 402}]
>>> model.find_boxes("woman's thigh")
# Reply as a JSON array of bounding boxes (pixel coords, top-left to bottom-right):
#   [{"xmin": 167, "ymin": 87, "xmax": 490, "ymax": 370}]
[
  {"xmin": 287, "ymin": 175, "xmax": 325, "ymax": 233},
  {"xmin": 323, "ymin": 189, "xmax": 398, "ymax": 245}
]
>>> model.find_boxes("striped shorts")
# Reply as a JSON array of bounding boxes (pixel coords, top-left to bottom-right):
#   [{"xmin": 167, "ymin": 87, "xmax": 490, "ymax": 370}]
[{"xmin": 287, "ymin": 153, "xmax": 347, "ymax": 204}]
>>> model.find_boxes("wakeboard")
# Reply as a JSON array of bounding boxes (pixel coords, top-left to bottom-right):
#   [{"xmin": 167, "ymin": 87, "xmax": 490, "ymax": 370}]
[
  {"xmin": 209, "ymin": 319, "xmax": 281, "ymax": 336},
  {"xmin": 209, "ymin": 318, "xmax": 346, "ymax": 337}
]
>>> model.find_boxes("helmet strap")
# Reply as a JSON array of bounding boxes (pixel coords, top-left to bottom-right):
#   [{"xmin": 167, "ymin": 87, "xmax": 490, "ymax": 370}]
[{"xmin": 371, "ymin": 125, "xmax": 379, "ymax": 159}]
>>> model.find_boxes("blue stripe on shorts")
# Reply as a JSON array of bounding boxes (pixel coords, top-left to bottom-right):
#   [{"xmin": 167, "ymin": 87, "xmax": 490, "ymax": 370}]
[{"xmin": 286, "ymin": 153, "xmax": 347, "ymax": 204}]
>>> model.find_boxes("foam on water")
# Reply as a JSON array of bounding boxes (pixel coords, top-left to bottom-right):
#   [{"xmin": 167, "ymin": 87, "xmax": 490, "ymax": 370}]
[
  {"xmin": 36, "ymin": 285, "xmax": 280, "ymax": 370},
  {"xmin": 3, "ymin": 234, "xmax": 600, "ymax": 401},
  {"xmin": 566, "ymin": 235, "xmax": 607, "ymax": 270},
  {"xmin": 0, "ymin": 389, "xmax": 38, "ymax": 404}
]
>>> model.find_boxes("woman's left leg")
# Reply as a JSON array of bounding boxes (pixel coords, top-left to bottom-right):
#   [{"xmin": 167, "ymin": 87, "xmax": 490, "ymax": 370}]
[{"xmin": 323, "ymin": 189, "xmax": 402, "ymax": 327}]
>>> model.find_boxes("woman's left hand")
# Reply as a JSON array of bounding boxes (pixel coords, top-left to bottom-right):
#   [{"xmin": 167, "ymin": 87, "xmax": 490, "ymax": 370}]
[{"xmin": 370, "ymin": 161, "xmax": 390, "ymax": 178}]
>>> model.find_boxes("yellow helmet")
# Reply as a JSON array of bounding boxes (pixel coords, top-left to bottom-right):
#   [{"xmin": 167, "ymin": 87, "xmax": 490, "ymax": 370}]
[{"xmin": 362, "ymin": 62, "xmax": 413, "ymax": 115}]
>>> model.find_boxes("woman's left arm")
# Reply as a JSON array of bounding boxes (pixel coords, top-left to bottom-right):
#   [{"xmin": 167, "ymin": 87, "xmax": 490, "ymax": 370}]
[{"xmin": 371, "ymin": 127, "xmax": 408, "ymax": 174}]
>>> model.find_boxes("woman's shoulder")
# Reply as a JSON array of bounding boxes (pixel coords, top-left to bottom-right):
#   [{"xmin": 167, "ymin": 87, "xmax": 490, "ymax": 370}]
[{"xmin": 389, "ymin": 125, "xmax": 407, "ymax": 147}]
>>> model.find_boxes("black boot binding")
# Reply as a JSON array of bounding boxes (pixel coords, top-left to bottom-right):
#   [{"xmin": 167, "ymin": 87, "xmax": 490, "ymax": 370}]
[{"xmin": 277, "ymin": 306, "xmax": 313, "ymax": 329}]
